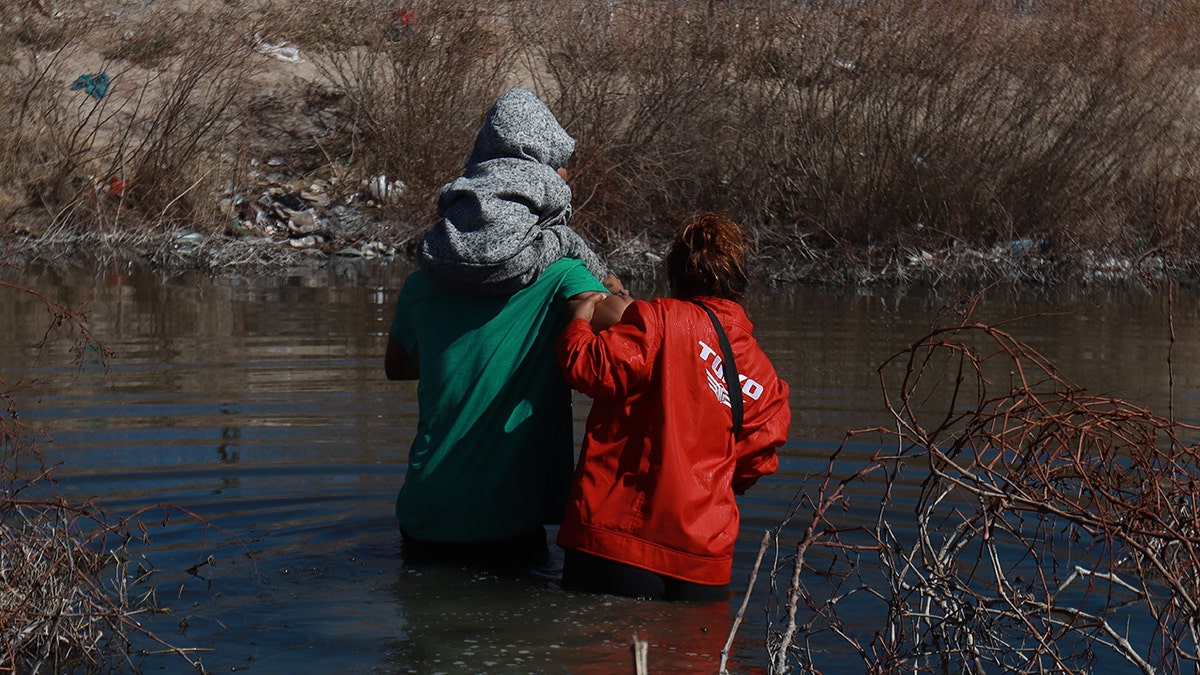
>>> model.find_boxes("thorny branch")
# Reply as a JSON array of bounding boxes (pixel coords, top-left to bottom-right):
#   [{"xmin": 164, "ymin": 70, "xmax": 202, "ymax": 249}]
[
  {"xmin": 1, "ymin": 281, "xmax": 204, "ymax": 674},
  {"xmin": 756, "ymin": 292, "xmax": 1200, "ymax": 674}
]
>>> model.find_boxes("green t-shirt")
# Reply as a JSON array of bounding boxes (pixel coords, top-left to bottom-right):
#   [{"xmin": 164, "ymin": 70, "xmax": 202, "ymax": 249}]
[{"xmin": 389, "ymin": 258, "xmax": 606, "ymax": 541}]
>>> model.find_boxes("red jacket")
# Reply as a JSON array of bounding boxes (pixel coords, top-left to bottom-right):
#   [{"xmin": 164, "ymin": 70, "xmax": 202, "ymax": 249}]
[{"xmin": 556, "ymin": 297, "xmax": 791, "ymax": 585}]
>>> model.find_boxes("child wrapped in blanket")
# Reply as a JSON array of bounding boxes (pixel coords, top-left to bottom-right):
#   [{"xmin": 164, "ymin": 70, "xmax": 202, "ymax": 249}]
[
  {"xmin": 417, "ymin": 87, "xmax": 624, "ymax": 300},
  {"xmin": 386, "ymin": 88, "xmax": 627, "ymax": 567}
]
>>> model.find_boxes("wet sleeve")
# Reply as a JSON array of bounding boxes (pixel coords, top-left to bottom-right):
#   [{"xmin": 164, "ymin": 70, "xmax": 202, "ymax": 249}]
[
  {"xmin": 556, "ymin": 300, "xmax": 659, "ymax": 399},
  {"xmin": 732, "ymin": 371, "xmax": 790, "ymax": 492},
  {"xmin": 388, "ymin": 277, "xmax": 420, "ymax": 353}
]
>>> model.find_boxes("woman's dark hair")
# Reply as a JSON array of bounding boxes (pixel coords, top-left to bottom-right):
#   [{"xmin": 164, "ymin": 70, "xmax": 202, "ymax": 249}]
[{"xmin": 666, "ymin": 213, "xmax": 748, "ymax": 301}]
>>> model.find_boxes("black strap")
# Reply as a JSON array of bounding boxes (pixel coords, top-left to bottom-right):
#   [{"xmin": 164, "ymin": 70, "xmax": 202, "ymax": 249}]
[{"xmin": 694, "ymin": 301, "xmax": 743, "ymax": 436}]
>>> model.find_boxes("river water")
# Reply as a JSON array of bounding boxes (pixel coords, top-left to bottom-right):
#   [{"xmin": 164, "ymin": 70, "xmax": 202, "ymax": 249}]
[{"xmin": 2, "ymin": 260, "xmax": 1197, "ymax": 673}]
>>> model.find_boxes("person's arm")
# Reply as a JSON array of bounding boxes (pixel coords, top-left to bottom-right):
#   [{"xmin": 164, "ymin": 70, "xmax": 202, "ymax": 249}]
[
  {"xmin": 590, "ymin": 293, "xmax": 634, "ymax": 331},
  {"xmin": 573, "ymin": 274, "xmax": 633, "ymax": 331},
  {"xmin": 732, "ymin": 378, "xmax": 790, "ymax": 494},
  {"xmin": 558, "ymin": 298, "xmax": 655, "ymax": 400},
  {"xmin": 565, "ymin": 291, "xmax": 605, "ymax": 320},
  {"xmin": 385, "ymin": 335, "xmax": 419, "ymax": 380},
  {"xmin": 567, "ymin": 286, "xmax": 633, "ymax": 331}
]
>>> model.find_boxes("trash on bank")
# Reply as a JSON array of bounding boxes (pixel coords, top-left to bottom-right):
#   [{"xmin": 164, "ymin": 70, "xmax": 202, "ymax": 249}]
[
  {"xmin": 253, "ymin": 34, "xmax": 302, "ymax": 63},
  {"xmin": 300, "ymin": 183, "xmax": 331, "ymax": 206},
  {"xmin": 289, "ymin": 234, "xmax": 324, "ymax": 249},
  {"xmin": 174, "ymin": 231, "xmax": 205, "ymax": 254},
  {"xmin": 1009, "ymin": 237, "xmax": 1049, "ymax": 256},
  {"xmin": 284, "ymin": 209, "xmax": 322, "ymax": 236},
  {"xmin": 388, "ymin": 7, "xmax": 418, "ymax": 41},
  {"xmin": 367, "ymin": 175, "xmax": 406, "ymax": 204},
  {"xmin": 71, "ymin": 72, "xmax": 110, "ymax": 100},
  {"xmin": 209, "ymin": 169, "xmax": 391, "ymax": 261},
  {"xmin": 107, "ymin": 174, "xmax": 127, "ymax": 197},
  {"xmin": 335, "ymin": 241, "xmax": 394, "ymax": 258}
]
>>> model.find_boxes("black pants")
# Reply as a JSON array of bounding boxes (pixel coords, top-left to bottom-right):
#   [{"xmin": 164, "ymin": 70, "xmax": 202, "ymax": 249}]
[
  {"xmin": 401, "ymin": 526, "xmax": 549, "ymax": 570},
  {"xmin": 562, "ymin": 548, "xmax": 730, "ymax": 602}
]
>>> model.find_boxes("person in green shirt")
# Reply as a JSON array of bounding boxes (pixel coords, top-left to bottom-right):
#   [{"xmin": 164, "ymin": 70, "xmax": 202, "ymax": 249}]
[
  {"xmin": 386, "ymin": 258, "xmax": 616, "ymax": 567},
  {"xmin": 385, "ymin": 87, "xmax": 631, "ymax": 568}
]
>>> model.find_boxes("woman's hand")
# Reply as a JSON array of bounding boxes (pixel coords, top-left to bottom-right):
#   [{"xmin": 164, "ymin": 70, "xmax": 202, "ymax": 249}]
[
  {"xmin": 567, "ymin": 290, "xmax": 634, "ymax": 331},
  {"xmin": 566, "ymin": 292, "xmax": 608, "ymax": 323}
]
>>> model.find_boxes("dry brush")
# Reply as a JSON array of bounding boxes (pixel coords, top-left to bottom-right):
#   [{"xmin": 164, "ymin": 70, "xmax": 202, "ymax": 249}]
[
  {"xmin": 0, "ymin": 281, "xmax": 202, "ymax": 674},
  {"xmin": 739, "ymin": 292, "xmax": 1200, "ymax": 673},
  {"xmin": 4, "ymin": 1, "xmax": 1200, "ymax": 280}
]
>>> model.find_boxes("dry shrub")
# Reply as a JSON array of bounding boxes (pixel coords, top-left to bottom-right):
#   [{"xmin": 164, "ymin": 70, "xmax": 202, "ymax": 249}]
[
  {"xmin": 267, "ymin": 0, "xmax": 381, "ymax": 49},
  {"xmin": 1, "ymin": 475, "xmax": 156, "ymax": 673},
  {"xmin": 514, "ymin": 1, "xmax": 1200, "ymax": 278},
  {"xmin": 0, "ymin": 282, "xmax": 197, "ymax": 673},
  {"xmin": 745, "ymin": 293, "xmax": 1200, "ymax": 673},
  {"xmin": 0, "ymin": 9, "xmax": 85, "ymax": 231},
  {"xmin": 0, "ymin": 3, "xmax": 266, "ymax": 238},
  {"xmin": 110, "ymin": 12, "xmax": 263, "ymax": 230},
  {"xmin": 6, "ymin": 0, "xmax": 1200, "ymax": 280},
  {"xmin": 101, "ymin": 25, "xmax": 179, "ymax": 69},
  {"xmin": 721, "ymin": 3, "xmax": 1200, "ymax": 256},
  {"xmin": 514, "ymin": 0, "xmax": 742, "ymax": 247},
  {"xmin": 312, "ymin": 0, "xmax": 520, "ymax": 225}
]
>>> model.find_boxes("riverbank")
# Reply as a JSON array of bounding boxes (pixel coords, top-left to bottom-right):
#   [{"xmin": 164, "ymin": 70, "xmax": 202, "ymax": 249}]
[
  {"xmin": 4, "ymin": 0, "xmax": 1200, "ymax": 290},
  {"xmin": 4, "ymin": 209, "xmax": 1193, "ymax": 291}
]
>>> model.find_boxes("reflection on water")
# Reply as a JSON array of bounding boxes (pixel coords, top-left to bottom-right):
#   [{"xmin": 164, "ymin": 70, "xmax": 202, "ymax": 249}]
[{"xmin": 2, "ymin": 261, "xmax": 1198, "ymax": 672}]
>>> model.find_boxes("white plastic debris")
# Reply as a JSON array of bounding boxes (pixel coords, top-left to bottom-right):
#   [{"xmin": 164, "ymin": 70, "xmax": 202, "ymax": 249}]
[
  {"xmin": 253, "ymin": 33, "xmax": 302, "ymax": 63},
  {"xmin": 174, "ymin": 231, "xmax": 205, "ymax": 254},
  {"xmin": 289, "ymin": 234, "xmax": 323, "ymax": 249},
  {"xmin": 367, "ymin": 175, "xmax": 406, "ymax": 204}
]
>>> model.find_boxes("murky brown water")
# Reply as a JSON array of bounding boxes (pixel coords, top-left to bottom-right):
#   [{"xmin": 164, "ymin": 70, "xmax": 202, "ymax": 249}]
[{"xmin": 2, "ymin": 260, "xmax": 1197, "ymax": 673}]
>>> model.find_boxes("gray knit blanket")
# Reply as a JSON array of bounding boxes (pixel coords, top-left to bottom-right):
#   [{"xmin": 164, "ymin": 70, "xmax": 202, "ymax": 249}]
[{"xmin": 417, "ymin": 88, "xmax": 608, "ymax": 295}]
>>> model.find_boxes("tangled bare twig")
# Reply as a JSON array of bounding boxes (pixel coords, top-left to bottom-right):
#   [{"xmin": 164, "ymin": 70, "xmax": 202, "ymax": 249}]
[
  {"xmin": 760, "ymin": 293, "xmax": 1200, "ymax": 674},
  {"xmin": 1, "ymin": 282, "xmax": 202, "ymax": 674}
]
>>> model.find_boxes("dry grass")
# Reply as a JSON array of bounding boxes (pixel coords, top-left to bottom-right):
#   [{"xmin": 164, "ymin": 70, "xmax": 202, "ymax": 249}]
[
  {"xmin": 517, "ymin": 1, "xmax": 1200, "ymax": 282},
  {"xmin": 3, "ymin": 0, "xmax": 1200, "ymax": 282},
  {"xmin": 733, "ymin": 291, "xmax": 1200, "ymax": 673},
  {"xmin": 1, "ymin": 484, "xmax": 159, "ymax": 673},
  {"xmin": 0, "ymin": 1, "xmax": 266, "ymax": 237},
  {"xmin": 308, "ymin": 0, "xmax": 521, "ymax": 222},
  {"xmin": 0, "ymin": 282, "xmax": 198, "ymax": 673}
]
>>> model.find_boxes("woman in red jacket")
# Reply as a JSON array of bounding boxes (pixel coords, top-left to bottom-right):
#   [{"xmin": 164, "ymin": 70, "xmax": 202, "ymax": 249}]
[{"xmin": 556, "ymin": 213, "xmax": 792, "ymax": 601}]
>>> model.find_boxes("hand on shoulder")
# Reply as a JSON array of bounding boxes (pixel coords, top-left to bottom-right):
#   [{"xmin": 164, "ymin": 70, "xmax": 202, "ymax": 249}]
[
  {"xmin": 567, "ymin": 291, "xmax": 608, "ymax": 322},
  {"xmin": 567, "ymin": 288, "xmax": 635, "ymax": 331},
  {"xmin": 590, "ymin": 293, "xmax": 634, "ymax": 331}
]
